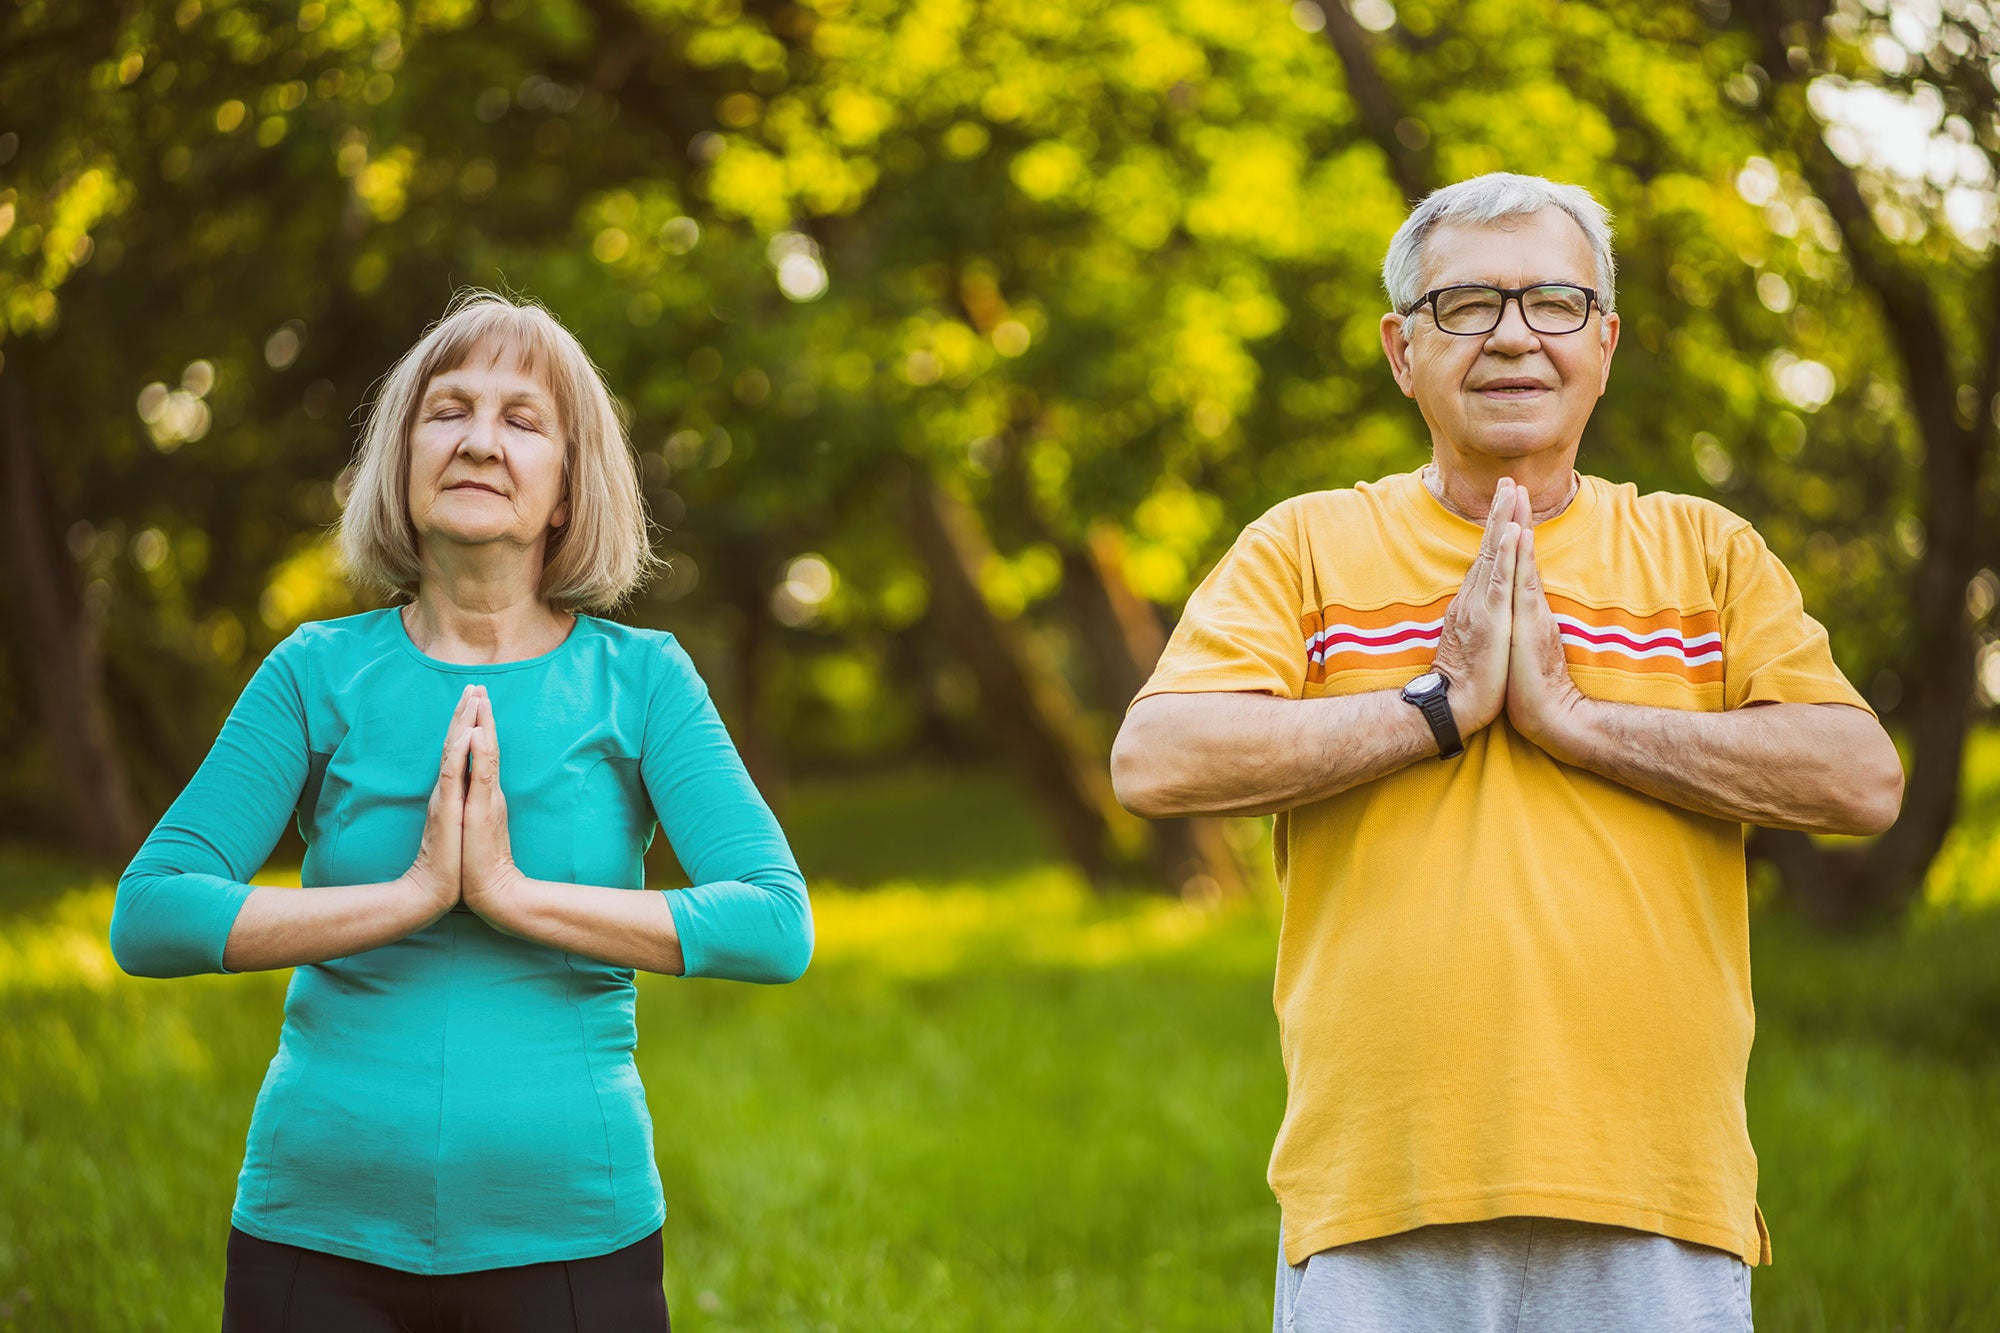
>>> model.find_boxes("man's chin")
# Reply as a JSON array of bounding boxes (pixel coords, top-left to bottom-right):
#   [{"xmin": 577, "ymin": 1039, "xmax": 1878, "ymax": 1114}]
[{"xmin": 1444, "ymin": 427, "xmax": 1575, "ymax": 462}]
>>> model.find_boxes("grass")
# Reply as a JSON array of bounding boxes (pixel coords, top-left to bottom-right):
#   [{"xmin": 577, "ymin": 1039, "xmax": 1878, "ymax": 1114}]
[{"xmin": 1, "ymin": 767, "xmax": 1997, "ymax": 1330}]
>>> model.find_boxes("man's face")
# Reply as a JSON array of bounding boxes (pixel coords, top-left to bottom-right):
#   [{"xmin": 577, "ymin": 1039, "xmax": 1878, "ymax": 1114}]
[{"xmin": 1379, "ymin": 209, "xmax": 1620, "ymax": 465}]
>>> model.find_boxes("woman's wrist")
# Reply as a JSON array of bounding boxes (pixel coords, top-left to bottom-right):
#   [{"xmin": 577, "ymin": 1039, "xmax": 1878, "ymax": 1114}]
[{"xmin": 464, "ymin": 868, "xmax": 542, "ymax": 939}]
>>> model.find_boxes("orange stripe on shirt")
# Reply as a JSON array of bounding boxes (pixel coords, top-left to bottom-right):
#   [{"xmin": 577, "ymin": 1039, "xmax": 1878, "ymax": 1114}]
[{"xmin": 1547, "ymin": 594, "xmax": 1719, "ymax": 641}]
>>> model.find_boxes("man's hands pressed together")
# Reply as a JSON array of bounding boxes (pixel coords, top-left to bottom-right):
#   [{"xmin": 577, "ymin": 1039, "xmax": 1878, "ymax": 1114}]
[
  {"xmin": 1428, "ymin": 476, "xmax": 1594, "ymax": 759},
  {"xmin": 1428, "ymin": 477, "xmax": 1523, "ymax": 737},
  {"xmin": 1505, "ymin": 524, "xmax": 1595, "ymax": 761}
]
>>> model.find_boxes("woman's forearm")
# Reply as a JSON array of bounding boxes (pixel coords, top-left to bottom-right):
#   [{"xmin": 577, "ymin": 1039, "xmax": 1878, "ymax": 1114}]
[
  {"xmin": 221, "ymin": 877, "xmax": 451, "ymax": 973},
  {"xmin": 482, "ymin": 877, "xmax": 687, "ymax": 975}
]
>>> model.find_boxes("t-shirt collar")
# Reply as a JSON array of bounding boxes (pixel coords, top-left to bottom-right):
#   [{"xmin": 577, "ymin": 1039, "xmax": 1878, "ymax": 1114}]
[{"xmin": 1403, "ymin": 466, "xmax": 1597, "ymax": 557}]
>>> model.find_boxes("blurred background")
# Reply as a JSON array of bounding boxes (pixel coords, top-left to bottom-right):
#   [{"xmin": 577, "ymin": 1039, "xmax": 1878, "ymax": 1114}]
[{"xmin": 2, "ymin": 0, "xmax": 1997, "ymax": 1327}]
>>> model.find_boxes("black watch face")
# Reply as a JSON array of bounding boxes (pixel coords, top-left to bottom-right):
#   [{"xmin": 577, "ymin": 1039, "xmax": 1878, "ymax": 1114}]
[{"xmin": 1405, "ymin": 671, "xmax": 1444, "ymax": 699}]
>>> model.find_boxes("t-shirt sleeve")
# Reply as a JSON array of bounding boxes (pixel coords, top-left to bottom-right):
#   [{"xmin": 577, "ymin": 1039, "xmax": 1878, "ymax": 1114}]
[
  {"xmin": 642, "ymin": 635, "xmax": 812, "ymax": 984},
  {"xmin": 110, "ymin": 629, "xmax": 312, "ymax": 978},
  {"xmin": 1132, "ymin": 520, "xmax": 1308, "ymax": 704},
  {"xmin": 1713, "ymin": 522, "xmax": 1872, "ymax": 714}
]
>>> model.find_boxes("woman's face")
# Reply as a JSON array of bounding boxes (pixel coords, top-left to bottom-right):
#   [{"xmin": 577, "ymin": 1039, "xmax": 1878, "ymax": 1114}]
[{"xmin": 407, "ymin": 338, "xmax": 570, "ymax": 560}]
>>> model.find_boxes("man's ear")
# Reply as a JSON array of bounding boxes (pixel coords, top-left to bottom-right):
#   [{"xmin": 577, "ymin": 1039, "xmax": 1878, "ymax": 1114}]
[
  {"xmin": 1596, "ymin": 311, "xmax": 1621, "ymax": 396},
  {"xmin": 1380, "ymin": 313, "xmax": 1418, "ymax": 399}
]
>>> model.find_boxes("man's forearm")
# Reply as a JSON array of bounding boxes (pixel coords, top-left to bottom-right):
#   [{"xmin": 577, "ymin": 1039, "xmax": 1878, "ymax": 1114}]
[
  {"xmin": 1549, "ymin": 699, "xmax": 1903, "ymax": 835},
  {"xmin": 1111, "ymin": 689, "xmax": 1442, "ymax": 818}
]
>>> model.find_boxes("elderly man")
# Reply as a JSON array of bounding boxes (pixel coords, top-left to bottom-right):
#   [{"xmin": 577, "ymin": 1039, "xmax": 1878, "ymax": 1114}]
[{"xmin": 1111, "ymin": 173, "xmax": 1903, "ymax": 1332}]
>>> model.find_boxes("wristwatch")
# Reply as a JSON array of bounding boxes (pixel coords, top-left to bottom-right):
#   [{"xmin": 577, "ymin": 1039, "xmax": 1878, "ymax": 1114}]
[{"xmin": 1400, "ymin": 670, "xmax": 1465, "ymax": 759}]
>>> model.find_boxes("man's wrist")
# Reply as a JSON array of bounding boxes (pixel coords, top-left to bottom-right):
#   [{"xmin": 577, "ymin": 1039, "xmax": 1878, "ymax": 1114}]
[
  {"xmin": 1401, "ymin": 669, "xmax": 1465, "ymax": 758},
  {"xmin": 1538, "ymin": 691, "xmax": 1606, "ymax": 768},
  {"xmin": 1429, "ymin": 663, "xmax": 1492, "ymax": 737}
]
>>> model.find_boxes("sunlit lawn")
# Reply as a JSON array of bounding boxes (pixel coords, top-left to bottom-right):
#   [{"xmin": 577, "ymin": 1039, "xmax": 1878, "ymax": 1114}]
[{"xmin": 2, "ymin": 767, "xmax": 1997, "ymax": 1331}]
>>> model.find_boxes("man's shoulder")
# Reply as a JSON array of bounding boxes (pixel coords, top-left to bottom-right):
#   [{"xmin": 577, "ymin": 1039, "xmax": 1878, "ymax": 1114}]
[
  {"xmin": 1589, "ymin": 477, "xmax": 1753, "ymax": 543},
  {"xmin": 1250, "ymin": 474, "xmax": 1414, "ymax": 539}
]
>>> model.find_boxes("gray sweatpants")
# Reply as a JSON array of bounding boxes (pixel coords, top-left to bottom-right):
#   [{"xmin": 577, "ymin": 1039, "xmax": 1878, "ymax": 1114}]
[{"xmin": 1275, "ymin": 1216, "xmax": 1753, "ymax": 1333}]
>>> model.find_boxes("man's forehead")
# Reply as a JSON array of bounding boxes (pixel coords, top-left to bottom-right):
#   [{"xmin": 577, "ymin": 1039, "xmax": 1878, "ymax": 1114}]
[{"xmin": 1422, "ymin": 211, "xmax": 1595, "ymax": 287}]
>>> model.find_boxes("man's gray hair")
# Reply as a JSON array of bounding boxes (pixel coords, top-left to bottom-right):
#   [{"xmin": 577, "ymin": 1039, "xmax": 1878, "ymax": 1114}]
[{"xmin": 1382, "ymin": 172, "xmax": 1616, "ymax": 316}]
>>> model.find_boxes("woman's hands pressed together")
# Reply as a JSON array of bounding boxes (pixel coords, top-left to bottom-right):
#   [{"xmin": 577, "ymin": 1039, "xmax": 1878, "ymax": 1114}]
[
  {"xmin": 461, "ymin": 688, "xmax": 531, "ymax": 922},
  {"xmin": 402, "ymin": 684, "xmax": 527, "ymax": 929},
  {"xmin": 396, "ymin": 682, "xmax": 688, "ymax": 973},
  {"xmin": 405, "ymin": 687, "xmax": 479, "ymax": 917}
]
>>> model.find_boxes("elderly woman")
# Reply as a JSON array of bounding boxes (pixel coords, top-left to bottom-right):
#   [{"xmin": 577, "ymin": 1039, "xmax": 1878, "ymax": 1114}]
[{"xmin": 111, "ymin": 291, "xmax": 811, "ymax": 1331}]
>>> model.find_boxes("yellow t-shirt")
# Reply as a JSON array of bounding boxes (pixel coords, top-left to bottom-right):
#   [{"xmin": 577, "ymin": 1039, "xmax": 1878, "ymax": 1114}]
[{"xmin": 1136, "ymin": 469, "xmax": 1870, "ymax": 1268}]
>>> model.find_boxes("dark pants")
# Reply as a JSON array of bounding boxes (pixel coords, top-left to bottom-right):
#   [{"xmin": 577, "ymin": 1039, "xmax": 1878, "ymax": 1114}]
[{"xmin": 221, "ymin": 1227, "xmax": 671, "ymax": 1333}]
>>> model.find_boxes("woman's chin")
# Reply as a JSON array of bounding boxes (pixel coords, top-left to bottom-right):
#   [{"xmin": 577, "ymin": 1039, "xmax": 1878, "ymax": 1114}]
[{"xmin": 427, "ymin": 523, "xmax": 524, "ymax": 548}]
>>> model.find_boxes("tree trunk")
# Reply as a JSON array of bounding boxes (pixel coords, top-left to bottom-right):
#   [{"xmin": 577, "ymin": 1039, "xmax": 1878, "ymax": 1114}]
[
  {"xmin": 904, "ymin": 469, "xmax": 1145, "ymax": 885},
  {"xmin": 0, "ymin": 361, "xmax": 147, "ymax": 864},
  {"xmin": 1315, "ymin": 1, "xmax": 1436, "ymax": 203},
  {"xmin": 713, "ymin": 529, "xmax": 787, "ymax": 810},
  {"xmin": 1061, "ymin": 525, "xmax": 1251, "ymax": 900},
  {"xmin": 1734, "ymin": 0, "xmax": 1992, "ymax": 925}
]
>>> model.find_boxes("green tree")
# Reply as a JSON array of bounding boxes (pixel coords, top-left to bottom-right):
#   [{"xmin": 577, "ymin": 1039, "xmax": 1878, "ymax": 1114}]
[{"xmin": 2, "ymin": 0, "xmax": 1991, "ymax": 918}]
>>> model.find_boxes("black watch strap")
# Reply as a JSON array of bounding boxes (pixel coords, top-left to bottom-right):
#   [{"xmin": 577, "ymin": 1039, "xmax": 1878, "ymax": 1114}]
[
  {"xmin": 1400, "ymin": 672, "xmax": 1465, "ymax": 759},
  {"xmin": 1414, "ymin": 691, "xmax": 1463, "ymax": 759}
]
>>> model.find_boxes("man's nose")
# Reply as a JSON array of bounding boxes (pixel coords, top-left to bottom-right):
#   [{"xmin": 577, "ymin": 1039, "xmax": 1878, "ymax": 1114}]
[{"xmin": 1484, "ymin": 298, "xmax": 1541, "ymax": 354}]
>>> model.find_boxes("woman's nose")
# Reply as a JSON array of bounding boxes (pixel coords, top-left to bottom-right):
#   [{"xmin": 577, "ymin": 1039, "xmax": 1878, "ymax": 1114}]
[{"xmin": 458, "ymin": 410, "xmax": 505, "ymax": 459}]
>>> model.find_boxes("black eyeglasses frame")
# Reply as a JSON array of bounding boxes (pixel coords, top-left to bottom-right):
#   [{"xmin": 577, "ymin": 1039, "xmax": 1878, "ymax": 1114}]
[{"xmin": 1405, "ymin": 283, "xmax": 1600, "ymax": 337}]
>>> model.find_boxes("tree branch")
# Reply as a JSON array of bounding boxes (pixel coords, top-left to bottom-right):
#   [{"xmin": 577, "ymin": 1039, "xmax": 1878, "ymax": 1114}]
[{"xmin": 1313, "ymin": 1, "xmax": 1434, "ymax": 203}]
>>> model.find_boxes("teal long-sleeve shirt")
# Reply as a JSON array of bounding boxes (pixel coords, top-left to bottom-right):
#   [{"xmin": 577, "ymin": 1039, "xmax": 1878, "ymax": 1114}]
[{"xmin": 110, "ymin": 608, "xmax": 811, "ymax": 1273}]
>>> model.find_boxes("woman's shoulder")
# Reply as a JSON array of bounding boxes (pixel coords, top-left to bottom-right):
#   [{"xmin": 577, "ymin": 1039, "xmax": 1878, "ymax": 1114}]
[
  {"xmin": 572, "ymin": 614, "xmax": 700, "ymax": 683},
  {"xmin": 258, "ymin": 608, "xmax": 397, "ymax": 669},
  {"xmin": 572, "ymin": 613, "xmax": 683, "ymax": 656}
]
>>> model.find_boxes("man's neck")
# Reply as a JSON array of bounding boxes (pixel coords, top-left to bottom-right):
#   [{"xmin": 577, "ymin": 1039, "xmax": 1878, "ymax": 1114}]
[{"xmin": 1424, "ymin": 453, "xmax": 1581, "ymax": 525}]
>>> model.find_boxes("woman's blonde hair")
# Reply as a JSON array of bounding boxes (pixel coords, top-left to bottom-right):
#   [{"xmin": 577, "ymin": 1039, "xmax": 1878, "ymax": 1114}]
[{"xmin": 336, "ymin": 289, "xmax": 667, "ymax": 613}]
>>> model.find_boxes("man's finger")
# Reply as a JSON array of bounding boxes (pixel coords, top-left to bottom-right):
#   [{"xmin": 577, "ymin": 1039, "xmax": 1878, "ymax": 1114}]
[
  {"xmin": 1478, "ymin": 477, "xmax": 1512, "ymax": 554},
  {"xmin": 1494, "ymin": 523, "xmax": 1520, "ymax": 594},
  {"xmin": 1514, "ymin": 529, "xmax": 1545, "ymax": 604},
  {"xmin": 1460, "ymin": 548, "xmax": 1491, "ymax": 601}
]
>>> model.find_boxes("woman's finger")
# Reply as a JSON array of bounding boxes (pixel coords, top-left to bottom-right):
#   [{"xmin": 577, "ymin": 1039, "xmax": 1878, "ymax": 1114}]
[
  {"xmin": 465, "ymin": 725, "xmax": 494, "ymax": 804},
  {"xmin": 439, "ymin": 689, "xmax": 474, "ymax": 771},
  {"xmin": 473, "ymin": 691, "xmax": 499, "ymax": 767}
]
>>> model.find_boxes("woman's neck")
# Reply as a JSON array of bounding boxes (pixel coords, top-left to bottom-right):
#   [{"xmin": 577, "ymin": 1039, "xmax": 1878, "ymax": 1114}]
[{"xmin": 401, "ymin": 590, "xmax": 574, "ymax": 665}]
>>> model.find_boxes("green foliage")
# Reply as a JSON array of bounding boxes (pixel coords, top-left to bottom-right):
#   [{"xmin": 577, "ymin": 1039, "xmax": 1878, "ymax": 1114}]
[
  {"xmin": 2, "ymin": 0, "xmax": 1995, "ymax": 862},
  {"xmin": 2, "ymin": 768, "xmax": 1998, "ymax": 1329},
  {"xmin": 1924, "ymin": 726, "xmax": 2000, "ymax": 910}
]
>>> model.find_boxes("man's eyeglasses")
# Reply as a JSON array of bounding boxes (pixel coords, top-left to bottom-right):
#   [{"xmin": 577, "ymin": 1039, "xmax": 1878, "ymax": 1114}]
[{"xmin": 1405, "ymin": 284, "xmax": 1599, "ymax": 336}]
